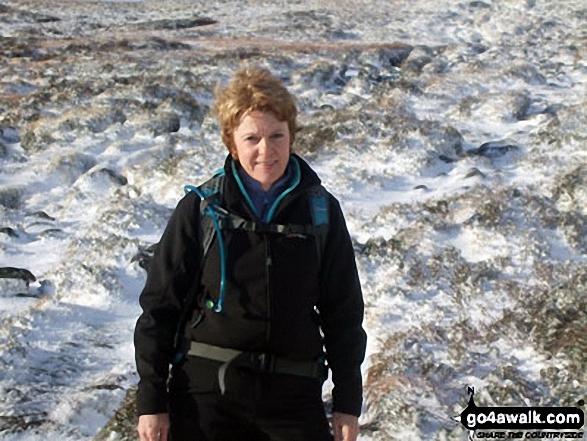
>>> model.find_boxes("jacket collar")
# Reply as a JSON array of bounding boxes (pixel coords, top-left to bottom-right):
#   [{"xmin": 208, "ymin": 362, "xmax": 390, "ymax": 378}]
[{"xmin": 221, "ymin": 154, "xmax": 321, "ymax": 221}]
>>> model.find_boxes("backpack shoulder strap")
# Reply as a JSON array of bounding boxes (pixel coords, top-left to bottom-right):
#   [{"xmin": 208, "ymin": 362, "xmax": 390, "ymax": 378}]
[
  {"xmin": 173, "ymin": 169, "xmax": 227, "ymax": 362},
  {"xmin": 185, "ymin": 169, "xmax": 225, "ymax": 259},
  {"xmin": 308, "ymin": 185, "xmax": 329, "ymax": 226},
  {"xmin": 307, "ymin": 185, "xmax": 330, "ymax": 269}
]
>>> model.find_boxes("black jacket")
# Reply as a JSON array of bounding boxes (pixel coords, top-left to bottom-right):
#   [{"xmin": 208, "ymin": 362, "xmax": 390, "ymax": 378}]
[{"xmin": 134, "ymin": 154, "xmax": 367, "ymax": 416}]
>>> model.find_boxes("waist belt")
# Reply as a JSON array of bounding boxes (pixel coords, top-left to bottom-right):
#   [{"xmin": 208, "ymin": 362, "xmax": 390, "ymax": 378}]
[{"xmin": 187, "ymin": 341, "xmax": 327, "ymax": 394}]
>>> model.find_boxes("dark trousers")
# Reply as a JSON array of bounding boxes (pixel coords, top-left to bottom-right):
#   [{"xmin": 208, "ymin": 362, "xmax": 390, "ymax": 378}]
[{"xmin": 169, "ymin": 356, "xmax": 332, "ymax": 441}]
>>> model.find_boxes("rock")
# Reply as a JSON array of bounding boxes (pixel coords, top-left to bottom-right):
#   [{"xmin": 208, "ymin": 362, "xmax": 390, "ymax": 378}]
[
  {"xmin": 469, "ymin": 1, "xmax": 491, "ymax": 8},
  {"xmin": 0, "ymin": 141, "xmax": 7, "ymax": 158},
  {"xmin": 542, "ymin": 103, "xmax": 564, "ymax": 116},
  {"xmin": 507, "ymin": 62, "xmax": 547, "ymax": 85},
  {"xmin": 467, "ymin": 140, "xmax": 520, "ymax": 158},
  {"xmin": 291, "ymin": 61, "xmax": 346, "ymax": 91},
  {"xmin": 98, "ymin": 168, "xmax": 128, "ymax": 186},
  {"xmin": 0, "ymin": 126, "xmax": 20, "ymax": 144},
  {"xmin": 402, "ymin": 45, "xmax": 435, "ymax": 74},
  {"xmin": 86, "ymin": 108, "xmax": 126, "ymax": 133},
  {"xmin": 133, "ymin": 17, "xmax": 217, "ymax": 31},
  {"xmin": 438, "ymin": 154, "xmax": 458, "ymax": 163},
  {"xmin": 510, "ymin": 93, "xmax": 532, "ymax": 120},
  {"xmin": 0, "ymin": 267, "xmax": 36, "ymax": 283},
  {"xmin": 133, "ymin": 37, "xmax": 191, "ymax": 51},
  {"xmin": 464, "ymin": 167, "xmax": 486, "ymax": 179},
  {"xmin": 20, "ymin": 130, "xmax": 37, "ymax": 153},
  {"xmin": 131, "ymin": 243, "xmax": 158, "ymax": 273},
  {"xmin": 355, "ymin": 63, "xmax": 383, "ymax": 83},
  {"xmin": 358, "ymin": 44, "xmax": 414, "ymax": 69},
  {"xmin": 26, "ymin": 211, "xmax": 56, "ymax": 221},
  {"xmin": 148, "ymin": 112, "xmax": 181, "ymax": 137},
  {"xmin": 28, "ymin": 12, "xmax": 60, "ymax": 23},
  {"xmin": 0, "ymin": 187, "xmax": 23, "ymax": 209},
  {"xmin": 0, "ymin": 227, "xmax": 19, "ymax": 238}
]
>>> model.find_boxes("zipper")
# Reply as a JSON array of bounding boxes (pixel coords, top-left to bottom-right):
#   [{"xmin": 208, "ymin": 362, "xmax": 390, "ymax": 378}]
[{"xmin": 265, "ymin": 235, "xmax": 272, "ymax": 342}]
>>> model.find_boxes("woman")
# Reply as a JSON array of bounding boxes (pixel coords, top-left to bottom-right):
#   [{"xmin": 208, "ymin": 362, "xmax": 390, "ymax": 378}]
[{"xmin": 134, "ymin": 67, "xmax": 367, "ymax": 441}]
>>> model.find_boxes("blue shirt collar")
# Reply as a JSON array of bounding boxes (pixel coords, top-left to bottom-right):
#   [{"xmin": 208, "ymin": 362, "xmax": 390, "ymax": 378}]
[{"xmin": 236, "ymin": 158, "xmax": 294, "ymax": 220}]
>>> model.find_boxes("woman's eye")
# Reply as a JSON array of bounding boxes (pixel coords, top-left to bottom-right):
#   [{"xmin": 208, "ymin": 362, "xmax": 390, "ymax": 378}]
[{"xmin": 271, "ymin": 133, "xmax": 284, "ymax": 139}]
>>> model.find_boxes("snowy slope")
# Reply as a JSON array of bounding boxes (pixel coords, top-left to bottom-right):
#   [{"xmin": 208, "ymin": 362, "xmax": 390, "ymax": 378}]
[{"xmin": 1, "ymin": 0, "xmax": 586, "ymax": 439}]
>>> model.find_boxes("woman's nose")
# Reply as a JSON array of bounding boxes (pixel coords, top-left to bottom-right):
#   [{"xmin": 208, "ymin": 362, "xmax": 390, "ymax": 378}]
[{"xmin": 258, "ymin": 137, "xmax": 270, "ymax": 154}]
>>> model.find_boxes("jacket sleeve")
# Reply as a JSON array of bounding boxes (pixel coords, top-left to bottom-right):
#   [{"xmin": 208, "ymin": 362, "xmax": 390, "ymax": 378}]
[
  {"xmin": 317, "ymin": 196, "xmax": 367, "ymax": 417},
  {"xmin": 133, "ymin": 193, "xmax": 200, "ymax": 416}
]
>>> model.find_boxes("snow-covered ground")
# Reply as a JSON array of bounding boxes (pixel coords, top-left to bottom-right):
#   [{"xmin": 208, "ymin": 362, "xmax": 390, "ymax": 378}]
[{"xmin": 1, "ymin": 0, "xmax": 586, "ymax": 439}]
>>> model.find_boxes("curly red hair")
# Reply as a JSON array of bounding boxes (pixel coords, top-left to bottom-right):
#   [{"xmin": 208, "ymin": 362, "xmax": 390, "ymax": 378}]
[{"xmin": 213, "ymin": 66, "xmax": 298, "ymax": 155}]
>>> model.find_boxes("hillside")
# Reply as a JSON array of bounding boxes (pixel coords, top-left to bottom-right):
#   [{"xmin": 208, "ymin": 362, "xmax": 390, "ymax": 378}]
[{"xmin": 0, "ymin": 0, "xmax": 586, "ymax": 439}]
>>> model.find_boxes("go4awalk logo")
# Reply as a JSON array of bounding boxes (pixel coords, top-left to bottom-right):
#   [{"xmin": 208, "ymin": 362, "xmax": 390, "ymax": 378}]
[{"xmin": 458, "ymin": 387, "xmax": 585, "ymax": 439}]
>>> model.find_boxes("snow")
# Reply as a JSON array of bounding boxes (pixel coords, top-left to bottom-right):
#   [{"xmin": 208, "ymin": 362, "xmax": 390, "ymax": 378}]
[{"xmin": 1, "ymin": 0, "xmax": 586, "ymax": 439}]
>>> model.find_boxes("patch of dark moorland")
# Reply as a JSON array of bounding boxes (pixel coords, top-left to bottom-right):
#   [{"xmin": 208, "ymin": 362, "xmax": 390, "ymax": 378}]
[
  {"xmin": 0, "ymin": 186, "xmax": 24, "ymax": 209},
  {"xmin": 529, "ymin": 104, "xmax": 586, "ymax": 148},
  {"xmin": 292, "ymin": 60, "xmax": 348, "ymax": 92},
  {"xmin": 254, "ymin": 10, "xmax": 357, "ymax": 41},
  {"xmin": 491, "ymin": 265, "xmax": 587, "ymax": 403},
  {"xmin": 0, "ymin": 36, "xmax": 50, "ymax": 61},
  {"xmin": 363, "ymin": 186, "xmax": 583, "ymax": 268},
  {"xmin": 401, "ymin": 45, "xmax": 436, "ymax": 75},
  {"xmin": 64, "ymin": 108, "xmax": 127, "ymax": 134},
  {"xmin": 93, "ymin": 386, "xmax": 137, "ymax": 441},
  {"xmin": 2, "ymin": 77, "xmax": 114, "ymax": 128},
  {"xmin": 552, "ymin": 165, "xmax": 587, "ymax": 210},
  {"xmin": 400, "ymin": 44, "xmax": 453, "ymax": 79},
  {"xmin": 94, "ymin": 37, "xmax": 193, "ymax": 52},
  {"xmin": 295, "ymin": 102, "xmax": 463, "ymax": 159},
  {"xmin": 549, "ymin": 167, "xmax": 587, "ymax": 252},
  {"xmin": 357, "ymin": 44, "xmax": 413, "ymax": 69},
  {"xmin": 282, "ymin": 10, "xmax": 334, "ymax": 31},
  {"xmin": 131, "ymin": 17, "xmax": 217, "ymax": 31},
  {"xmin": 49, "ymin": 152, "xmax": 97, "ymax": 183},
  {"xmin": 20, "ymin": 107, "xmax": 126, "ymax": 153},
  {"xmin": 0, "ymin": 413, "xmax": 49, "ymax": 435},
  {"xmin": 290, "ymin": 45, "xmax": 414, "ymax": 94},
  {"xmin": 140, "ymin": 83, "xmax": 208, "ymax": 125},
  {"xmin": 0, "ymin": 3, "xmax": 59, "ymax": 24},
  {"xmin": 364, "ymin": 264, "xmax": 585, "ymax": 435},
  {"xmin": 365, "ymin": 325, "xmax": 486, "ymax": 437}
]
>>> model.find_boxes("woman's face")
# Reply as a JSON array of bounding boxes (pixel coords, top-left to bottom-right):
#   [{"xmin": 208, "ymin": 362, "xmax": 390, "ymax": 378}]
[{"xmin": 232, "ymin": 110, "xmax": 291, "ymax": 191}]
